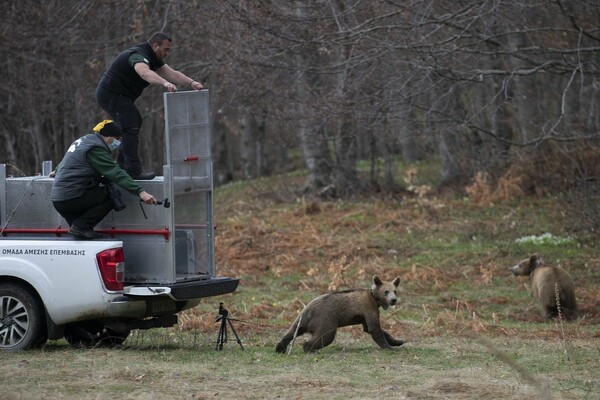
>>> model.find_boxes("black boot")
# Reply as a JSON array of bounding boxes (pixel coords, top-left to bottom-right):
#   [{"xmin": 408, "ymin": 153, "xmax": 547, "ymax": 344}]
[
  {"xmin": 128, "ymin": 171, "xmax": 155, "ymax": 180},
  {"xmin": 69, "ymin": 226, "xmax": 103, "ymax": 240}
]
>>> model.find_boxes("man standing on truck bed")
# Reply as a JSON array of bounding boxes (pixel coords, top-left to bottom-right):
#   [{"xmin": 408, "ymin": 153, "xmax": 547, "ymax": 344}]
[
  {"xmin": 51, "ymin": 120, "xmax": 157, "ymax": 240},
  {"xmin": 96, "ymin": 32, "xmax": 204, "ymax": 180}
]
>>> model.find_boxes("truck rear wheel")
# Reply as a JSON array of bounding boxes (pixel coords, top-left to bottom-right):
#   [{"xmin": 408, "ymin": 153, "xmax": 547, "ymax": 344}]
[
  {"xmin": 65, "ymin": 321, "xmax": 130, "ymax": 348},
  {"xmin": 0, "ymin": 283, "xmax": 47, "ymax": 351}
]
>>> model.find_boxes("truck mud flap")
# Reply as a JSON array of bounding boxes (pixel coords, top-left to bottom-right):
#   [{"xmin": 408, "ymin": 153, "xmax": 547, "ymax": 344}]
[{"xmin": 168, "ymin": 277, "xmax": 239, "ymax": 300}]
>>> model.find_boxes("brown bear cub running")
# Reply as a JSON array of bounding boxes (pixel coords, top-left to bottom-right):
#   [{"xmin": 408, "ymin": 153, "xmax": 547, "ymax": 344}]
[
  {"xmin": 509, "ymin": 254, "xmax": 578, "ymax": 321},
  {"xmin": 276, "ymin": 276, "xmax": 404, "ymax": 353}
]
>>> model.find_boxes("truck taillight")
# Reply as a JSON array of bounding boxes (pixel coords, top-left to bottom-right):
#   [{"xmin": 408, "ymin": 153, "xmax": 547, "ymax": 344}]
[{"xmin": 96, "ymin": 248, "xmax": 125, "ymax": 291}]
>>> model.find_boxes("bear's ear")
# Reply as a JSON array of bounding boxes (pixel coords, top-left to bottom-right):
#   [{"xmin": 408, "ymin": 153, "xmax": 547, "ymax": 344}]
[
  {"xmin": 373, "ymin": 275, "xmax": 383, "ymax": 287},
  {"xmin": 392, "ymin": 277, "xmax": 401, "ymax": 287},
  {"xmin": 530, "ymin": 254, "xmax": 542, "ymax": 268}
]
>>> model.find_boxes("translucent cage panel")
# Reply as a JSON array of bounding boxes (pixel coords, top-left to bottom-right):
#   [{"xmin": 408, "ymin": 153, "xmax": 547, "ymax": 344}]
[
  {"xmin": 164, "ymin": 90, "xmax": 211, "ymax": 177},
  {"xmin": 174, "ymin": 191, "xmax": 214, "ymax": 278},
  {"xmin": 164, "ymin": 90, "xmax": 215, "ymax": 282}
]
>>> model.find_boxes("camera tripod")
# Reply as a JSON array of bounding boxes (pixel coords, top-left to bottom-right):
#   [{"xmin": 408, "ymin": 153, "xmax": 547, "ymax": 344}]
[{"xmin": 215, "ymin": 302, "xmax": 244, "ymax": 350}]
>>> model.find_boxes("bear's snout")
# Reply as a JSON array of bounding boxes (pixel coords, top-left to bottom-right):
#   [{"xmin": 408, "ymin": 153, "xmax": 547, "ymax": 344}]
[
  {"xmin": 509, "ymin": 265, "xmax": 523, "ymax": 276},
  {"xmin": 390, "ymin": 298, "xmax": 397, "ymax": 306}
]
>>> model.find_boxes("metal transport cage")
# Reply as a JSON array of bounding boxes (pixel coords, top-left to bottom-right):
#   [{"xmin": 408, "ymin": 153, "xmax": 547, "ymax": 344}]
[{"xmin": 1, "ymin": 90, "xmax": 236, "ymax": 293}]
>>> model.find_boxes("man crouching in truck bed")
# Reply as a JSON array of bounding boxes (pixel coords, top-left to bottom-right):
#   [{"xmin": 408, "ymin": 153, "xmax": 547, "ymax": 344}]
[{"xmin": 51, "ymin": 120, "xmax": 157, "ymax": 240}]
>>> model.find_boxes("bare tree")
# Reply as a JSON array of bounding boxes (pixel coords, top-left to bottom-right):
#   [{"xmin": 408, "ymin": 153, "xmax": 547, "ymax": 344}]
[{"xmin": 2, "ymin": 0, "xmax": 599, "ymax": 198}]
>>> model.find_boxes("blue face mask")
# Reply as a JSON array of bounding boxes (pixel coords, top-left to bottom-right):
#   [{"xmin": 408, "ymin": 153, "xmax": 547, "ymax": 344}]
[{"xmin": 109, "ymin": 139, "xmax": 121, "ymax": 151}]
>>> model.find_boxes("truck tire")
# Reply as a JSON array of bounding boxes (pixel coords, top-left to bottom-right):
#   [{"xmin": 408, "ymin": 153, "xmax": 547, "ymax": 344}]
[
  {"xmin": 65, "ymin": 321, "xmax": 130, "ymax": 348},
  {"xmin": 0, "ymin": 283, "xmax": 47, "ymax": 351}
]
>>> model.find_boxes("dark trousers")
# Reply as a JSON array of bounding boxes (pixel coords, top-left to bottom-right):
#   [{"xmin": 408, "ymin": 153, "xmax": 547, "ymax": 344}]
[
  {"xmin": 96, "ymin": 86, "xmax": 144, "ymax": 175},
  {"xmin": 52, "ymin": 187, "xmax": 113, "ymax": 231}
]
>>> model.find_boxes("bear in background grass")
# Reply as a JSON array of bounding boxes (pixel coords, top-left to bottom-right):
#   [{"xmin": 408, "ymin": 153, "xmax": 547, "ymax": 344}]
[
  {"xmin": 276, "ymin": 276, "xmax": 404, "ymax": 353},
  {"xmin": 509, "ymin": 254, "xmax": 578, "ymax": 321}
]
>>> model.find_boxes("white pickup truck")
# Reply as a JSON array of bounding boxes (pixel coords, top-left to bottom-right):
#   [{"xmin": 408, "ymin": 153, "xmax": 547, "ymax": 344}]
[{"xmin": 0, "ymin": 91, "xmax": 238, "ymax": 350}]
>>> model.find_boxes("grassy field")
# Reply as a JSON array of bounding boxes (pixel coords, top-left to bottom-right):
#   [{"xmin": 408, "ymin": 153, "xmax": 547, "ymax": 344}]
[{"xmin": 2, "ymin": 166, "xmax": 599, "ymax": 399}]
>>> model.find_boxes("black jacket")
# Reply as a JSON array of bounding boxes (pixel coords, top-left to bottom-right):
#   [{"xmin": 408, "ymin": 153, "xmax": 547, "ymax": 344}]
[{"xmin": 97, "ymin": 42, "xmax": 165, "ymax": 100}]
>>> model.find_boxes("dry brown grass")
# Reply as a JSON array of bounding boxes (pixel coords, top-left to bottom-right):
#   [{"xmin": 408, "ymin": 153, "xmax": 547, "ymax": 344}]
[
  {"xmin": 209, "ymin": 182, "xmax": 600, "ymax": 346},
  {"xmin": 466, "ymin": 142, "xmax": 600, "ymax": 207},
  {"xmin": 466, "ymin": 169, "xmax": 527, "ymax": 206}
]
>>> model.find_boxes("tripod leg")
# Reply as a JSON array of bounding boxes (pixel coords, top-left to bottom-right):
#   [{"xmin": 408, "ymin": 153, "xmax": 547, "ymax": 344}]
[
  {"xmin": 215, "ymin": 323, "xmax": 221, "ymax": 350},
  {"xmin": 216, "ymin": 317, "xmax": 227, "ymax": 350},
  {"xmin": 227, "ymin": 318, "xmax": 244, "ymax": 350}
]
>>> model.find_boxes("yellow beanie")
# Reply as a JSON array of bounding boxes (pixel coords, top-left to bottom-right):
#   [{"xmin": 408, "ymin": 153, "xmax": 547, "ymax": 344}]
[{"xmin": 93, "ymin": 120, "xmax": 122, "ymax": 137}]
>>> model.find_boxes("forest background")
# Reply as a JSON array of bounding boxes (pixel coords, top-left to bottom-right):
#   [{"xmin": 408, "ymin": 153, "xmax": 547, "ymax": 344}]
[{"xmin": 2, "ymin": 0, "xmax": 599, "ymax": 205}]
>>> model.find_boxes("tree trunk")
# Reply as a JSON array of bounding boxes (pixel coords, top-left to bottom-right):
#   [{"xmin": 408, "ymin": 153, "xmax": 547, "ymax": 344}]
[{"xmin": 295, "ymin": 0, "xmax": 331, "ymax": 191}]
